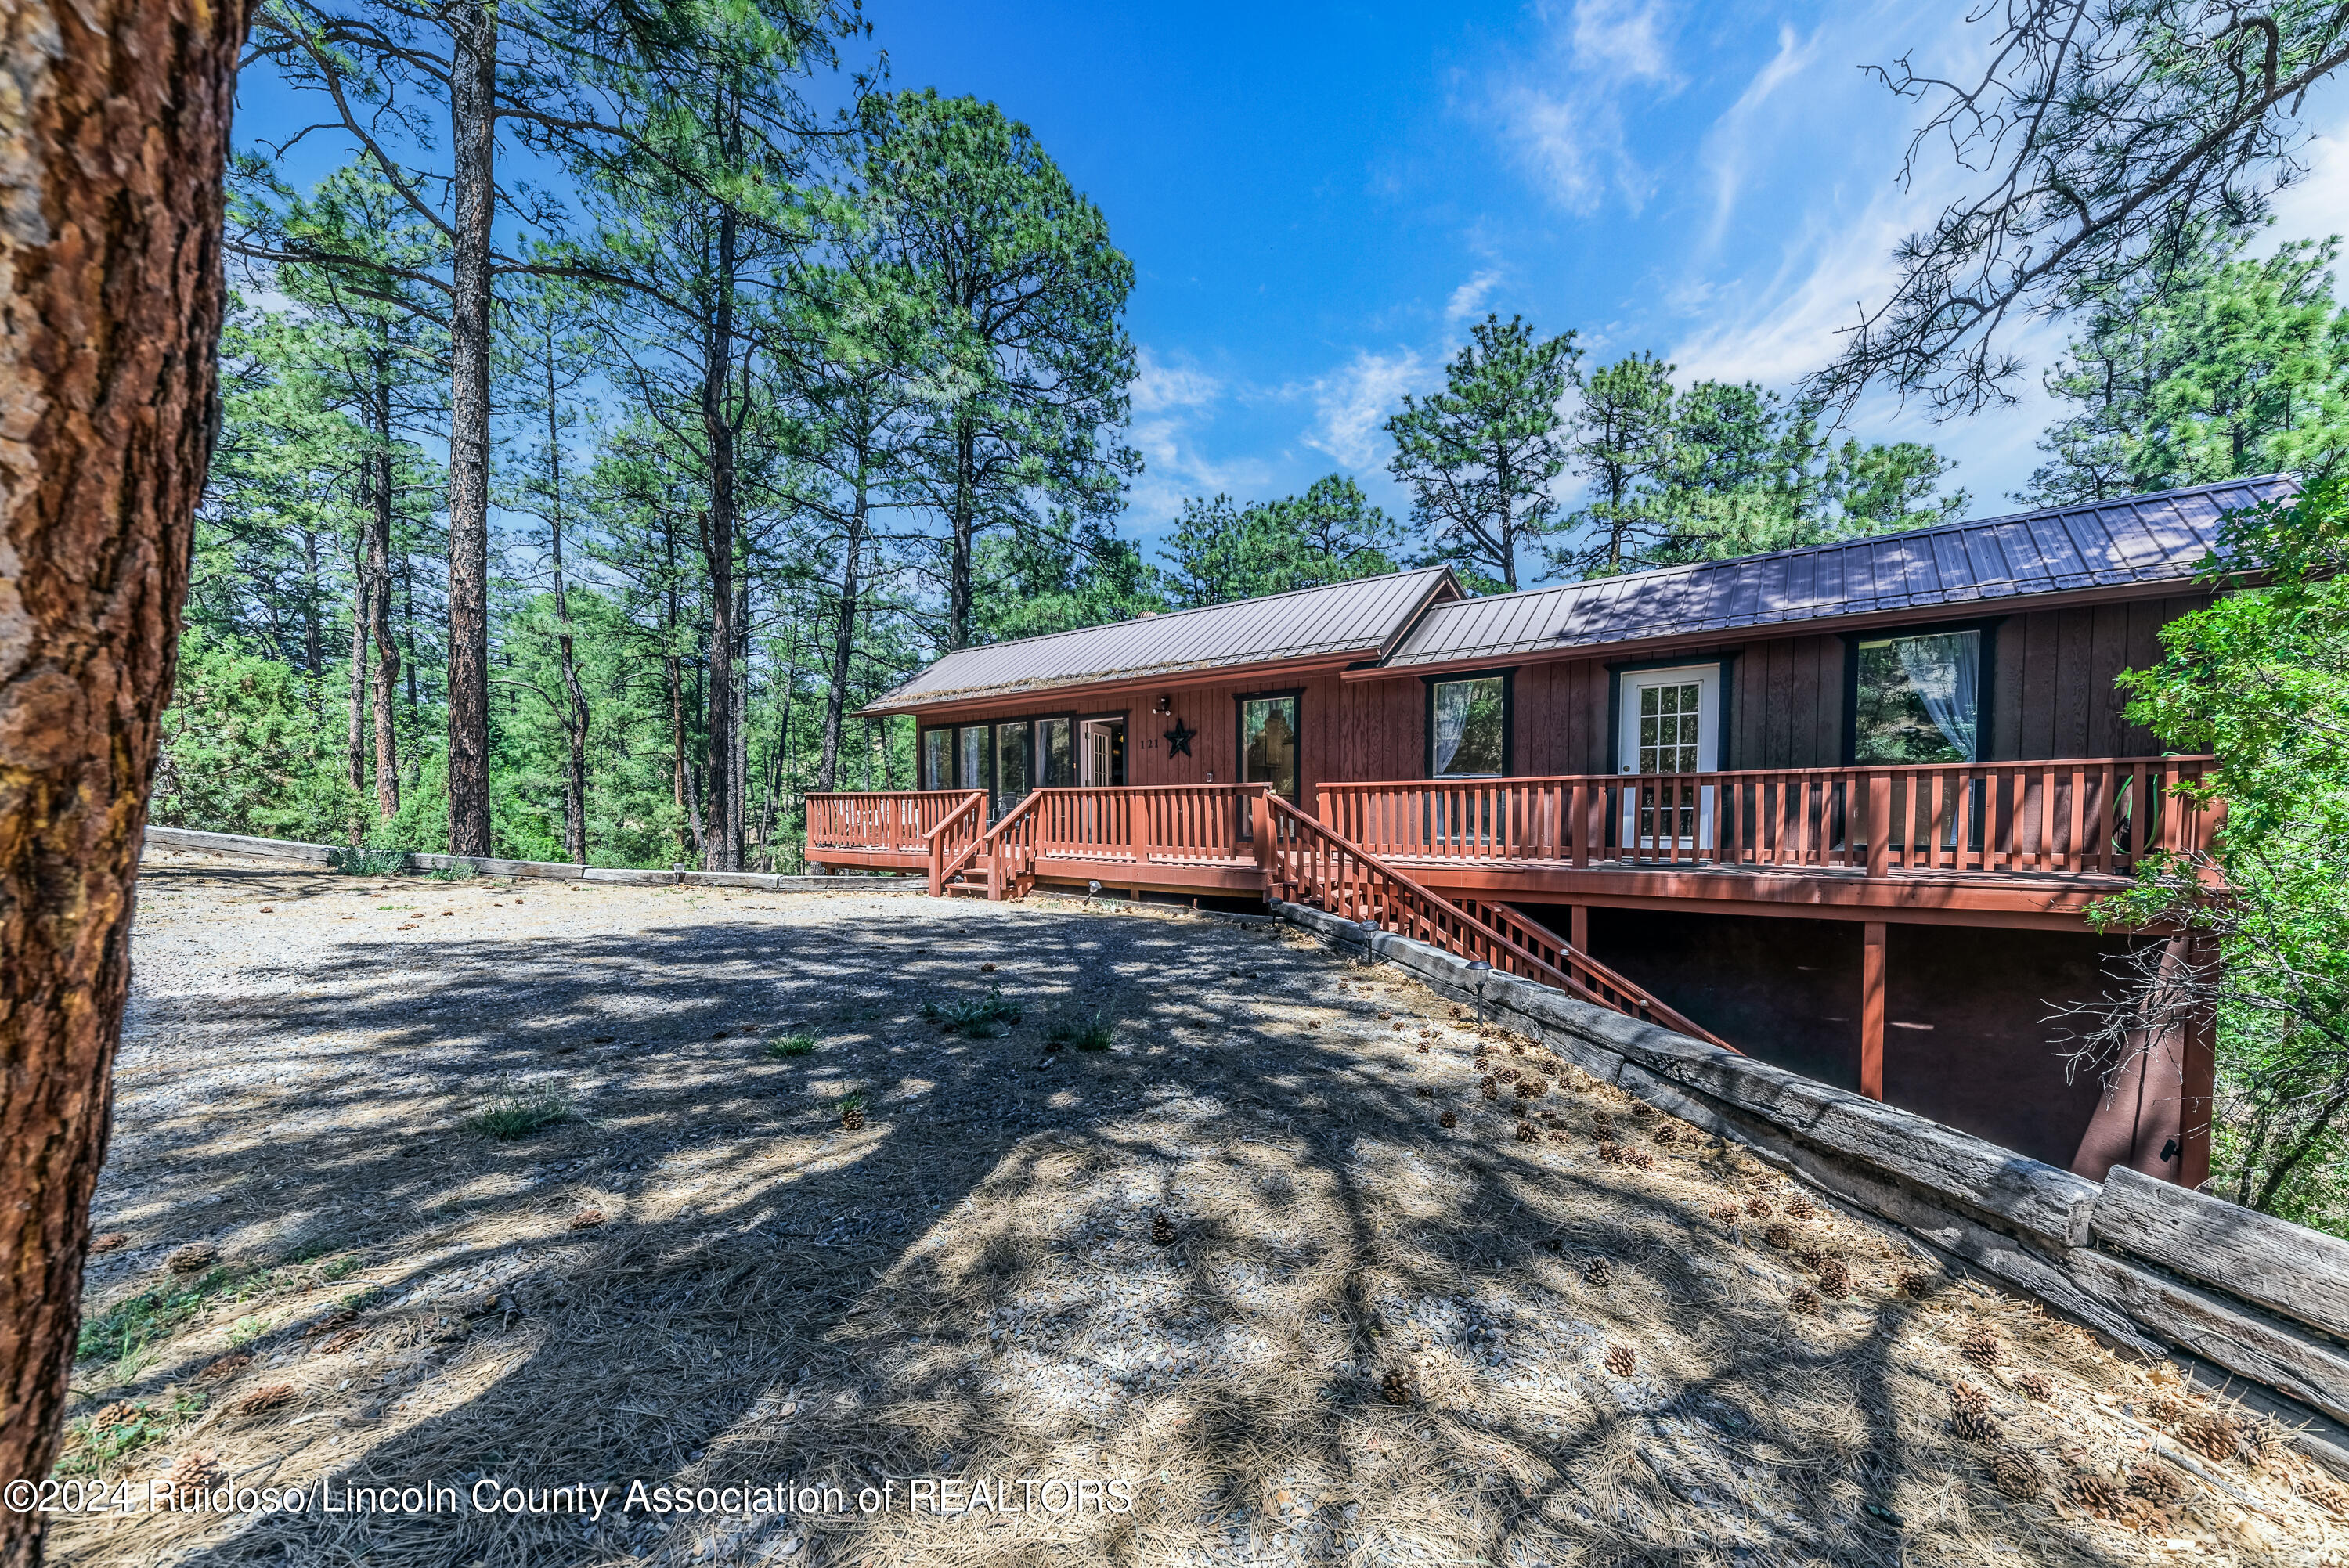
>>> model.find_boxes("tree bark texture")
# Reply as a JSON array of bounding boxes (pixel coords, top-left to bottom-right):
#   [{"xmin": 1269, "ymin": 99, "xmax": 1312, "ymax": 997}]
[
  {"xmin": 817, "ymin": 466, "xmax": 865, "ymax": 792},
  {"xmin": 442, "ymin": 0, "xmax": 496, "ymax": 856},
  {"xmin": 697, "ymin": 201, "xmax": 740, "ymax": 873},
  {"xmin": 0, "ymin": 0, "xmax": 246, "ymax": 1560}
]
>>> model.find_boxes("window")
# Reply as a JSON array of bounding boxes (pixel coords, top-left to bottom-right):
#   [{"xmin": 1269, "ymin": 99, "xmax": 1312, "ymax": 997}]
[
  {"xmin": 958, "ymin": 725, "xmax": 990, "ymax": 797},
  {"xmin": 922, "ymin": 729, "xmax": 952, "ymax": 791},
  {"xmin": 1430, "ymin": 675, "xmax": 1507, "ymax": 777},
  {"xmin": 1239, "ymin": 694, "xmax": 1299, "ymax": 800},
  {"xmin": 994, "ymin": 720, "xmax": 1032, "ymax": 816},
  {"xmin": 1637, "ymin": 680, "xmax": 1704, "ymax": 774},
  {"xmin": 1040, "ymin": 717, "xmax": 1075, "ymax": 788},
  {"xmin": 1853, "ymin": 629, "xmax": 1982, "ymax": 764}
]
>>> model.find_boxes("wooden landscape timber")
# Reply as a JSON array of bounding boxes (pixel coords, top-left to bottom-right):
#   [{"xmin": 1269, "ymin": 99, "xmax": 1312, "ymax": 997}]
[{"xmin": 1274, "ymin": 897, "xmax": 2349, "ymax": 1478}]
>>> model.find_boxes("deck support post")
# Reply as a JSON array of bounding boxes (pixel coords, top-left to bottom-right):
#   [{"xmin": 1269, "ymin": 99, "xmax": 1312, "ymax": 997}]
[
  {"xmin": 2180, "ymin": 932, "xmax": 2218, "ymax": 1189},
  {"xmin": 1860, "ymin": 921, "xmax": 1886, "ymax": 1101},
  {"xmin": 1569, "ymin": 903, "xmax": 1588, "ymax": 957},
  {"xmin": 1865, "ymin": 775, "xmax": 1892, "ymax": 878}
]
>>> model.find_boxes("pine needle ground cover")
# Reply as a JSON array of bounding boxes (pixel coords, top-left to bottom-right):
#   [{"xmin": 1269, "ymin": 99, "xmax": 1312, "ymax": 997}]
[{"xmin": 61, "ymin": 849, "xmax": 2349, "ymax": 1566}]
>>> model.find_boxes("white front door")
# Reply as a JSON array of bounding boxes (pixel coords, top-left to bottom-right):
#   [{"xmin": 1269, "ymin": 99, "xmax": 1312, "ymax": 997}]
[
  {"xmin": 1618, "ymin": 665, "xmax": 1721, "ymax": 852},
  {"xmin": 1081, "ymin": 721, "xmax": 1114, "ymax": 787}
]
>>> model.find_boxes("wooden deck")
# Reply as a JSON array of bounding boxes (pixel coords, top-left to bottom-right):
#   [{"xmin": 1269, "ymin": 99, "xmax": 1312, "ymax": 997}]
[{"xmin": 804, "ymin": 758, "xmax": 2217, "ymax": 924}]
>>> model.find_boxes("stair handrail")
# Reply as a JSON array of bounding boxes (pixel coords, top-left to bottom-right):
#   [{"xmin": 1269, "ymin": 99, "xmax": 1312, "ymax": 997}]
[
  {"xmin": 1450, "ymin": 895, "xmax": 1733, "ymax": 1051},
  {"xmin": 980, "ymin": 790, "xmax": 1047, "ymax": 901},
  {"xmin": 923, "ymin": 791, "xmax": 988, "ymax": 896},
  {"xmin": 1260, "ymin": 793, "xmax": 1737, "ymax": 1053}
]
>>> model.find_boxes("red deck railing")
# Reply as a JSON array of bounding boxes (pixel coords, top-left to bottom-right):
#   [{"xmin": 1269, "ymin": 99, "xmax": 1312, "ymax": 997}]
[
  {"xmin": 807, "ymin": 789, "xmax": 983, "ymax": 862},
  {"xmin": 1318, "ymin": 755, "xmax": 2220, "ymax": 878}
]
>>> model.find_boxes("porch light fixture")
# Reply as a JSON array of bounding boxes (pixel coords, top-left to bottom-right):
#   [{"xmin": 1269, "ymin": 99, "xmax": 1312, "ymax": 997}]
[
  {"xmin": 1154, "ymin": 694, "xmax": 1172, "ymax": 714},
  {"xmin": 1467, "ymin": 959, "xmax": 1494, "ymax": 1022}
]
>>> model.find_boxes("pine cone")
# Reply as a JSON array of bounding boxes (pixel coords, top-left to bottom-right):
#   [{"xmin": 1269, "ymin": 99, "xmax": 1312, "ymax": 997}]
[
  {"xmin": 1438, "ymin": 1110, "xmax": 1457, "ymax": 1128},
  {"xmin": 1707, "ymin": 1201, "xmax": 1741, "ymax": 1222},
  {"xmin": 1624, "ymin": 1148, "xmax": 1656, "ymax": 1170},
  {"xmin": 1629, "ymin": 1101, "xmax": 1652, "ymax": 1119},
  {"xmin": 2300, "ymin": 1474, "xmax": 2348, "ymax": 1518},
  {"xmin": 1604, "ymin": 1343, "xmax": 1636, "ymax": 1376},
  {"xmin": 89, "ymin": 1232, "xmax": 129, "ymax": 1254},
  {"xmin": 1593, "ymin": 1113, "xmax": 1615, "ymax": 1137},
  {"xmin": 1790, "ymin": 1286, "xmax": 1821, "ymax": 1314},
  {"xmin": 2146, "ymin": 1393, "xmax": 2196, "ymax": 1427},
  {"xmin": 2064, "ymin": 1472, "xmax": 2123, "ymax": 1518},
  {"xmin": 1784, "ymin": 1194, "xmax": 1816, "ymax": 1220},
  {"xmin": 1950, "ymin": 1381, "xmax": 1993, "ymax": 1418},
  {"xmin": 1595, "ymin": 1140, "xmax": 1623, "ymax": 1164},
  {"xmin": 194, "ymin": 1352, "xmax": 251, "ymax": 1382},
  {"xmin": 2126, "ymin": 1462, "xmax": 2187, "ymax": 1507},
  {"xmin": 1514, "ymin": 1075, "xmax": 1547, "ymax": 1100},
  {"xmin": 1416, "ymin": 1043, "xmax": 1430, "ymax": 1054},
  {"xmin": 1479, "ymin": 1076, "xmax": 1498, "ymax": 1100},
  {"xmin": 1515, "ymin": 1119, "xmax": 1539, "ymax": 1143},
  {"xmin": 1497, "ymin": 1068, "xmax": 1519, "ymax": 1083},
  {"xmin": 164, "ymin": 1451, "xmax": 224, "ymax": 1502},
  {"xmin": 1896, "ymin": 1267, "xmax": 1934, "ymax": 1299},
  {"xmin": 2233, "ymin": 1414, "xmax": 2283, "ymax": 1465},
  {"xmin": 89, "ymin": 1402, "xmax": 140, "ymax": 1433},
  {"xmin": 1817, "ymin": 1259, "xmax": 1852, "ymax": 1299},
  {"xmin": 839, "ymin": 1104, "xmax": 865, "ymax": 1132},
  {"xmin": 1763, "ymin": 1224, "xmax": 1794, "ymax": 1250},
  {"xmin": 233, "ymin": 1382, "xmax": 295, "ymax": 1417},
  {"xmin": 1582, "ymin": 1257, "xmax": 1612, "ymax": 1288},
  {"xmin": 1651, "ymin": 1123, "xmax": 1679, "ymax": 1146},
  {"xmin": 167, "ymin": 1242, "xmax": 218, "ymax": 1275},
  {"xmin": 2176, "ymin": 1414, "xmax": 2241, "ymax": 1464},
  {"xmin": 1960, "ymin": 1326, "xmax": 2003, "ymax": 1368},
  {"xmin": 1414, "ymin": 1086, "xmax": 1434, "ymax": 1098},
  {"xmin": 1150, "ymin": 1213, "xmax": 1176, "ymax": 1247},
  {"xmin": 1744, "ymin": 1197, "xmax": 1773, "ymax": 1218},
  {"xmin": 1546, "ymin": 1129, "xmax": 1570, "ymax": 1143},
  {"xmin": 1989, "ymin": 1452, "xmax": 2045, "ymax": 1501},
  {"xmin": 2012, "ymin": 1372, "xmax": 2051, "ymax": 1403},
  {"xmin": 1380, "ymin": 1367, "xmax": 1413, "ymax": 1406},
  {"xmin": 1794, "ymin": 1245, "xmax": 1825, "ymax": 1271}
]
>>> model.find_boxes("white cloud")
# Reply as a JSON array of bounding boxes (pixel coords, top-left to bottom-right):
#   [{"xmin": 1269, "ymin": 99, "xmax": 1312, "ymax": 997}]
[
  {"xmin": 1485, "ymin": 0, "xmax": 1680, "ymax": 214},
  {"xmin": 1130, "ymin": 347, "xmax": 1221, "ymax": 415},
  {"xmin": 1445, "ymin": 269, "xmax": 1503, "ymax": 323},
  {"xmin": 1304, "ymin": 348, "xmax": 1427, "ymax": 470},
  {"xmin": 1699, "ymin": 24, "xmax": 1818, "ymax": 249}
]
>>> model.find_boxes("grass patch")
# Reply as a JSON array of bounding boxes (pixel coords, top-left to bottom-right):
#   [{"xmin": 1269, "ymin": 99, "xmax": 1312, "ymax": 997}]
[
  {"xmin": 766, "ymin": 1031, "xmax": 818, "ymax": 1059},
  {"xmin": 464, "ymin": 1081, "xmax": 579, "ymax": 1141},
  {"xmin": 328, "ymin": 845, "xmax": 409, "ymax": 877},
  {"xmin": 77, "ymin": 1268, "xmax": 259, "ymax": 1366},
  {"xmin": 1047, "ymin": 1010, "xmax": 1117, "ymax": 1052},
  {"xmin": 56, "ymin": 1396, "xmax": 203, "ymax": 1475},
  {"xmin": 919, "ymin": 985, "xmax": 1023, "ymax": 1039}
]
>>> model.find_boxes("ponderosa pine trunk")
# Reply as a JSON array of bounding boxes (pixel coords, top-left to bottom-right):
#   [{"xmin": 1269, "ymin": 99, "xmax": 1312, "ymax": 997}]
[
  {"xmin": 543, "ymin": 337, "xmax": 590, "ymax": 863},
  {"xmin": 948, "ymin": 416, "xmax": 976, "ymax": 650},
  {"xmin": 345, "ymin": 542, "xmax": 368, "ymax": 795},
  {"xmin": 817, "ymin": 452, "xmax": 867, "ymax": 792},
  {"xmin": 442, "ymin": 0, "xmax": 497, "ymax": 857},
  {"xmin": 0, "ymin": 1, "xmax": 247, "ymax": 1560},
  {"xmin": 698, "ymin": 201, "xmax": 741, "ymax": 873},
  {"xmin": 367, "ymin": 379, "xmax": 400, "ymax": 822}
]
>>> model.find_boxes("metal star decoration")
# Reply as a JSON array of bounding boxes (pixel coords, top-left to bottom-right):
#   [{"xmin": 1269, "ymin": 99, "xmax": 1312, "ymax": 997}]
[{"xmin": 1164, "ymin": 718, "xmax": 1197, "ymax": 758}]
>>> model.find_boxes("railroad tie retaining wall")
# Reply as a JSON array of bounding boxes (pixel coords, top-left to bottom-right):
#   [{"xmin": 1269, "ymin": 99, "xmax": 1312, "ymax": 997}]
[
  {"xmin": 1272, "ymin": 899, "xmax": 2349, "ymax": 1478},
  {"xmin": 140, "ymin": 825, "xmax": 920, "ymax": 893}
]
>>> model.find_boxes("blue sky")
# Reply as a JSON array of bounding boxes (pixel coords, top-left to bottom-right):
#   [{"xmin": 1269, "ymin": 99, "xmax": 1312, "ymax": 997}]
[
  {"xmin": 236, "ymin": 1, "xmax": 2349, "ymax": 589},
  {"xmin": 868, "ymin": 0, "xmax": 2349, "ymax": 579}
]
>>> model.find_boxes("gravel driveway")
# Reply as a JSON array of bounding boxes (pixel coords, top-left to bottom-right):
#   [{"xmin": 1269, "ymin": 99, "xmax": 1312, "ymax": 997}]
[{"xmin": 48, "ymin": 849, "xmax": 2349, "ymax": 1567}]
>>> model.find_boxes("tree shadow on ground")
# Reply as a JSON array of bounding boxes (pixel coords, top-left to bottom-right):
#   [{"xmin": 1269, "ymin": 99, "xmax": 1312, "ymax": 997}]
[{"xmin": 57, "ymin": 867, "xmax": 2195, "ymax": 1568}]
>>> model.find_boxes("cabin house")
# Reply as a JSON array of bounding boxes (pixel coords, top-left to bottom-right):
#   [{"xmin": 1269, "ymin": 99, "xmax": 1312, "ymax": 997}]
[{"xmin": 810, "ymin": 478, "xmax": 2281, "ymax": 1187}]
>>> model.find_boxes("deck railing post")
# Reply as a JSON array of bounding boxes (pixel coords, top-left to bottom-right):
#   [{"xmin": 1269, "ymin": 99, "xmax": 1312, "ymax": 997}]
[{"xmin": 1865, "ymin": 773, "xmax": 1891, "ymax": 879}]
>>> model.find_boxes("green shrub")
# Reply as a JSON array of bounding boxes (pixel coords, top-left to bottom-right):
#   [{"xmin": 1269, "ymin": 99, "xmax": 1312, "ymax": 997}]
[
  {"xmin": 766, "ymin": 1031, "xmax": 817, "ymax": 1059},
  {"xmin": 919, "ymin": 985, "xmax": 1022, "ymax": 1039},
  {"xmin": 328, "ymin": 845, "xmax": 408, "ymax": 877}
]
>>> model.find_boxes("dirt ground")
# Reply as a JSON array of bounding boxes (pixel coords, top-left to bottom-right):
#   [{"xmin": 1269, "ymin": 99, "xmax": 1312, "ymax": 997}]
[{"xmin": 46, "ymin": 849, "xmax": 2349, "ymax": 1566}]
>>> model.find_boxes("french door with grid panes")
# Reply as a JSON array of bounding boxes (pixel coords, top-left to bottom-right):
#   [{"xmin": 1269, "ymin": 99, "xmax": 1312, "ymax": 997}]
[{"xmin": 1618, "ymin": 665, "xmax": 1719, "ymax": 853}]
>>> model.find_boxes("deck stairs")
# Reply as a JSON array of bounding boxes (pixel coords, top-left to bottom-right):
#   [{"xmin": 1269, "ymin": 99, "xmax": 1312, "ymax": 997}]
[{"xmin": 921, "ymin": 787, "xmax": 1733, "ymax": 1051}]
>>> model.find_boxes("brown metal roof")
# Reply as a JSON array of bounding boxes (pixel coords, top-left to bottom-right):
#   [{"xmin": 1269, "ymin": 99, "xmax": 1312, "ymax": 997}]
[
  {"xmin": 1381, "ymin": 476, "xmax": 2293, "ymax": 669},
  {"xmin": 860, "ymin": 567, "xmax": 1460, "ymax": 714}
]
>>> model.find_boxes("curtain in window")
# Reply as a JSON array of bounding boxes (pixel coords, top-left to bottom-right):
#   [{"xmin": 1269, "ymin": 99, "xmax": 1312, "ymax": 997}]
[
  {"xmin": 1433, "ymin": 680, "xmax": 1474, "ymax": 774},
  {"xmin": 1894, "ymin": 629, "xmax": 1980, "ymax": 762}
]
